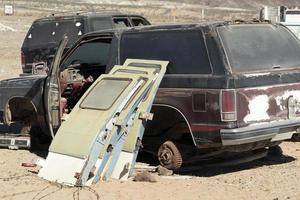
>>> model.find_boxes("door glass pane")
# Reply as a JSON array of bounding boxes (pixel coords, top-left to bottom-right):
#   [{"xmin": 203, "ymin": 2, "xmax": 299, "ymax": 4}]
[
  {"xmin": 81, "ymin": 79, "xmax": 131, "ymax": 110},
  {"xmin": 113, "ymin": 18, "xmax": 130, "ymax": 28}
]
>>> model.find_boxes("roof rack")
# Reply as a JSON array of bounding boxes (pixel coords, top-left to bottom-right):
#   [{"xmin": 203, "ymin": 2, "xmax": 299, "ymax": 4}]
[
  {"xmin": 48, "ymin": 9, "xmax": 121, "ymax": 17},
  {"xmin": 228, "ymin": 18, "xmax": 272, "ymax": 25}
]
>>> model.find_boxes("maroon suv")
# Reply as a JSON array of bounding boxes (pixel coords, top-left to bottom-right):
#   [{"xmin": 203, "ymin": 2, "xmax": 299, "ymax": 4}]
[{"xmin": 1, "ymin": 21, "xmax": 300, "ymax": 170}]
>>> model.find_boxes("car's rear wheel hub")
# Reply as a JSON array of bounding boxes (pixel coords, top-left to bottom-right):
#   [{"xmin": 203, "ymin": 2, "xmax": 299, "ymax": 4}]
[{"xmin": 158, "ymin": 140, "xmax": 183, "ymax": 170}]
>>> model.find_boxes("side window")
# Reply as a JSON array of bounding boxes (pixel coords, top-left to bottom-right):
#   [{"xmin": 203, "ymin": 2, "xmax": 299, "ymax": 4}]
[
  {"xmin": 61, "ymin": 38, "xmax": 112, "ymax": 69},
  {"xmin": 113, "ymin": 18, "xmax": 131, "ymax": 28},
  {"xmin": 131, "ymin": 18, "xmax": 148, "ymax": 26},
  {"xmin": 120, "ymin": 30, "xmax": 212, "ymax": 74},
  {"xmin": 92, "ymin": 18, "xmax": 112, "ymax": 31}
]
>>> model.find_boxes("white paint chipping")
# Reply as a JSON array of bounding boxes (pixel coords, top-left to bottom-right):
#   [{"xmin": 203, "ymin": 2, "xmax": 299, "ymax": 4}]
[
  {"xmin": 243, "ymin": 72, "xmax": 271, "ymax": 78},
  {"xmin": 244, "ymin": 95, "xmax": 270, "ymax": 123},
  {"xmin": 275, "ymin": 90, "xmax": 300, "ymax": 110},
  {"xmin": 243, "ymin": 85, "xmax": 272, "ymax": 91}
]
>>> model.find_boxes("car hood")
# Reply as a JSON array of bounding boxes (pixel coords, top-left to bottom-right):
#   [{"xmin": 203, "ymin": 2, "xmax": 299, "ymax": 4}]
[{"xmin": 0, "ymin": 75, "xmax": 47, "ymax": 88}]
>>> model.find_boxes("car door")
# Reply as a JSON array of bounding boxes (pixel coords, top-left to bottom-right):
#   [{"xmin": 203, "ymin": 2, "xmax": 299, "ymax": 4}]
[
  {"xmin": 44, "ymin": 36, "xmax": 68, "ymax": 138},
  {"xmin": 38, "ymin": 59, "xmax": 168, "ymax": 186}
]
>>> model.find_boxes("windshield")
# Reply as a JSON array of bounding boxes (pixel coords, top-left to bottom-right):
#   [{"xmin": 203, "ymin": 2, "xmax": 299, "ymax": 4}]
[
  {"xmin": 24, "ymin": 18, "xmax": 84, "ymax": 48},
  {"xmin": 61, "ymin": 38, "xmax": 111, "ymax": 69},
  {"xmin": 218, "ymin": 24, "xmax": 300, "ymax": 73}
]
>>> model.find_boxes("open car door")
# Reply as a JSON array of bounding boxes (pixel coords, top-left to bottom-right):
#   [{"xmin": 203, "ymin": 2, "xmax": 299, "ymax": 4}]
[
  {"xmin": 38, "ymin": 59, "xmax": 168, "ymax": 186},
  {"xmin": 44, "ymin": 37, "xmax": 68, "ymax": 138}
]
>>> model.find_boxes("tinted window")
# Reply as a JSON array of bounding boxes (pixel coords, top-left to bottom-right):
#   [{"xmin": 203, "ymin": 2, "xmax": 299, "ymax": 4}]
[
  {"xmin": 120, "ymin": 30, "xmax": 212, "ymax": 74},
  {"xmin": 81, "ymin": 79, "xmax": 131, "ymax": 110},
  {"xmin": 92, "ymin": 18, "xmax": 112, "ymax": 31},
  {"xmin": 131, "ymin": 18, "xmax": 148, "ymax": 26},
  {"xmin": 61, "ymin": 39, "xmax": 111, "ymax": 69},
  {"xmin": 113, "ymin": 18, "xmax": 131, "ymax": 28},
  {"xmin": 24, "ymin": 19, "xmax": 84, "ymax": 47},
  {"xmin": 218, "ymin": 24, "xmax": 300, "ymax": 73}
]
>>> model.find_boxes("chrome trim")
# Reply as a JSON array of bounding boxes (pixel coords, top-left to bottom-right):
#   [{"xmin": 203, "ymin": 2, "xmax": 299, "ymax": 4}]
[{"xmin": 221, "ymin": 119, "xmax": 300, "ymax": 145}]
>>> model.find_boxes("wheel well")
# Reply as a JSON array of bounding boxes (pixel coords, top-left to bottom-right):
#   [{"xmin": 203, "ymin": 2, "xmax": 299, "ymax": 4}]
[
  {"xmin": 144, "ymin": 104, "xmax": 195, "ymax": 145},
  {"xmin": 5, "ymin": 97, "xmax": 37, "ymax": 125}
]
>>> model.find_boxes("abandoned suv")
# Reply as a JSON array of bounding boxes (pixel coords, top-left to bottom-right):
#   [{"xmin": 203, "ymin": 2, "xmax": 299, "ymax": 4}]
[
  {"xmin": 2, "ymin": 21, "xmax": 300, "ymax": 170},
  {"xmin": 21, "ymin": 11, "xmax": 150, "ymax": 74}
]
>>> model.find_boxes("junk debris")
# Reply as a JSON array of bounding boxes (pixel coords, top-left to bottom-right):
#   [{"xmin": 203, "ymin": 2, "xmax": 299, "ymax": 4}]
[{"xmin": 36, "ymin": 59, "xmax": 168, "ymax": 186}]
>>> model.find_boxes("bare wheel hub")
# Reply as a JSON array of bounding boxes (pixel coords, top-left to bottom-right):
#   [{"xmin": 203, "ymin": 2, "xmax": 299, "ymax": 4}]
[
  {"xmin": 158, "ymin": 141, "xmax": 183, "ymax": 170},
  {"xmin": 160, "ymin": 148, "xmax": 173, "ymax": 165}
]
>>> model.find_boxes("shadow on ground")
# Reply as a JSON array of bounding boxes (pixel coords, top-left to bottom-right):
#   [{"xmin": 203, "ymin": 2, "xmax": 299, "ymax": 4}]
[
  {"xmin": 183, "ymin": 153, "xmax": 296, "ymax": 177},
  {"xmin": 137, "ymin": 150, "xmax": 296, "ymax": 177}
]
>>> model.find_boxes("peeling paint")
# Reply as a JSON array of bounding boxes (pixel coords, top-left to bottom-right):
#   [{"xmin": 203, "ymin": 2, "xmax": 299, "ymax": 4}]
[
  {"xmin": 275, "ymin": 90, "xmax": 300, "ymax": 110},
  {"xmin": 244, "ymin": 95, "xmax": 270, "ymax": 123},
  {"xmin": 243, "ymin": 72, "xmax": 271, "ymax": 78},
  {"xmin": 243, "ymin": 86, "xmax": 271, "ymax": 91}
]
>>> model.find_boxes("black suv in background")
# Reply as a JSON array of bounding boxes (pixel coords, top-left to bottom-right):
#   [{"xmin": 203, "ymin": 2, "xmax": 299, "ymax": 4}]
[{"xmin": 21, "ymin": 11, "xmax": 150, "ymax": 74}]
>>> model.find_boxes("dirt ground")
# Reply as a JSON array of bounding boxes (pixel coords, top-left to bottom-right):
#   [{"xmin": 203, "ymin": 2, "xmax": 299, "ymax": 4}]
[{"xmin": 1, "ymin": 12, "xmax": 300, "ymax": 200}]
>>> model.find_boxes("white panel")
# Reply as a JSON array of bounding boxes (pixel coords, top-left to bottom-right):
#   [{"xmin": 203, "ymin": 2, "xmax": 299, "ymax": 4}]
[
  {"xmin": 85, "ymin": 158, "xmax": 103, "ymax": 186},
  {"xmin": 111, "ymin": 151, "xmax": 134, "ymax": 180},
  {"xmin": 38, "ymin": 152, "xmax": 87, "ymax": 186}
]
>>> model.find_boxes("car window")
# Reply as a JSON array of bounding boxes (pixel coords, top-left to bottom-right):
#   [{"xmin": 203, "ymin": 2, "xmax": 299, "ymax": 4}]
[
  {"xmin": 92, "ymin": 18, "xmax": 112, "ymax": 31},
  {"xmin": 120, "ymin": 30, "xmax": 212, "ymax": 74},
  {"xmin": 80, "ymin": 78, "xmax": 131, "ymax": 110},
  {"xmin": 61, "ymin": 38, "xmax": 111, "ymax": 69},
  {"xmin": 218, "ymin": 24, "xmax": 300, "ymax": 73},
  {"xmin": 113, "ymin": 18, "xmax": 131, "ymax": 28},
  {"xmin": 131, "ymin": 17, "xmax": 148, "ymax": 26},
  {"xmin": 24, "ymin": 19, "xmax": 84, "ymax": 47}
]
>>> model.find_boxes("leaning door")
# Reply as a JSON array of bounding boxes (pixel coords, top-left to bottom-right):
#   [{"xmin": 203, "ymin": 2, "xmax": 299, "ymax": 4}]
[{"xmin": 44, "ymin": 37, "xmax": 68, "ymax": 138}]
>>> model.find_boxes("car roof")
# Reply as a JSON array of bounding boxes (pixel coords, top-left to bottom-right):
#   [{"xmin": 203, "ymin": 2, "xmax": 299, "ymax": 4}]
[
  {"xmin": 33, "ymin": 11, "xmax": 146, "ymax": 23},
  {"xmin": 81, "ymin": 21, "xmax": 227, "ymax": 37},
  {"xmin": 80, "ymin": 20, "xmax": 275, "ymax": 37}
]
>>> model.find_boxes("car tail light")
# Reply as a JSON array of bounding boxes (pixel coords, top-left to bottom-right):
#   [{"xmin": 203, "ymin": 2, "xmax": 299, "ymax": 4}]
[
  {"xmin": 220, "ymin": 89, "xmax": 237, "ymax": 122},
  {"xmin": 21, "ymin": 51, "xmax": 25, "ymax": 69}
]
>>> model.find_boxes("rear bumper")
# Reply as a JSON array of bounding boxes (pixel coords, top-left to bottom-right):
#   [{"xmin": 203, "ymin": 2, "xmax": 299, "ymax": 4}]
[{"xmin": 221, "ymin": 119, "xmax": 300, "ymax": 146}]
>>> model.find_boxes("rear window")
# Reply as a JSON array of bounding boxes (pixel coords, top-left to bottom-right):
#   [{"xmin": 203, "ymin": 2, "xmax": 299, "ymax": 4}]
[
  {"xmin": 113, "ymin": 18, "xmax": 131, "ymax": 28},
  {"xmin": 120, "ymin": 30, "xmax": 212, "ymax": 74},
  {"xmin": 131, "ymin": 18, "xmax": 149, "ymax": 26},
  {"xmin": 218, "ymin": 24, "xmax": 300, "ymax": 73},
  {"xmin": 24, "ymin": 18, "xmax": 84, "ymax": 48}
]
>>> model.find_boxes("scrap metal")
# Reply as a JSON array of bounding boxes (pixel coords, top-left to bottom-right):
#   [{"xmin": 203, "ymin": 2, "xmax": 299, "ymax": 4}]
[{"xmin": 37, "ymin": 59, "xmax": 168, "ymax": 186}]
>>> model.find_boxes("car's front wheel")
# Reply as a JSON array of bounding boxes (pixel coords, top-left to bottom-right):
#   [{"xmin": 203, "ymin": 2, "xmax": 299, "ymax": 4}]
[{"xmin": 157, "ymin": 140, "xmax": 183, "ymax": 170}]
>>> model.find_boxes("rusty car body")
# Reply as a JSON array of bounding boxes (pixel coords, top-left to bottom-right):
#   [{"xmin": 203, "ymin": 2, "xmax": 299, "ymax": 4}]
[{"xmin": 1, "ymin": 21, "xmax": 300, "ymax": 170}]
